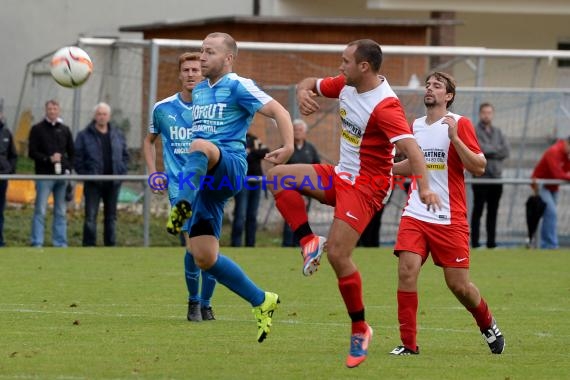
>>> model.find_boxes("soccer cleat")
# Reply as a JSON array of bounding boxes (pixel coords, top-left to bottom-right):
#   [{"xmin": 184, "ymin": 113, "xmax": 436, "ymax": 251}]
[
  {"xmin": 201, "ymin": 306, "xmax": 216, "ymax": 321},
  {"xmin": 167, "ymin": 200, "xmax": 192, "ymax": 235},
  {"xmin": 481, "ymin": 317, "xmax": 505, "ymax": 354},
  {"xmin": 346, "ymin": 324, "xmax": 373, "ymax": 368},
  {"xmin": 187, "ymin": 300, "xmax": 202, "ymax": 322},
  {"xmin": 301, "ymin": 235, "xmax": 327, "ymax": 276},
  {"xmin": 252, "ymin": 292, "xmax": 280, "ymax": 343},
  {"xmin": 389, "ymin": 345, "xmax": 419, "ymax": 356}
]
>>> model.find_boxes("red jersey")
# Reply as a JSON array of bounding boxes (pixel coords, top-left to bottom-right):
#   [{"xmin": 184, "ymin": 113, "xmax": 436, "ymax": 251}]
[
  {"xmin": 531, "ymin": 139, "xmax": 570, "ymax": 192},
  {"xmin": 316, "ymin": 75, "xmax": 414, "ymax": 187}
]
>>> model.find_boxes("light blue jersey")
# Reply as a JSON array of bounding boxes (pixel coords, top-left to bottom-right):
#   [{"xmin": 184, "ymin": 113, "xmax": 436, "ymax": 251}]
[
  {"xmin": 184, "ymin": 73, "xmax": 273, "ymax": 239},
  {"xmin": 150, "ymin": 93, "xmax": 193, "ymax": 201},
  {"xmin": 191, "ymin": 73, "xmax": 272, "ymax": 157}
]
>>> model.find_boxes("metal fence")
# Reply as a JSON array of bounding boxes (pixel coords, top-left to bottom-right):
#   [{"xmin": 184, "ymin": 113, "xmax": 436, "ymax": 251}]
[{"xmin": 11, "ymin": 38, "xmax": 570, "ymax": 247}]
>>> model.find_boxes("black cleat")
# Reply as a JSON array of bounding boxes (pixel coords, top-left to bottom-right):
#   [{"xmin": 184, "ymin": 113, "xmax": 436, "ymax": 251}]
[
  {"xmin": 481, "ymin": 318, "xmax": 505, "ymax": 354},
  {"xmin": 389, "ymin": 345, "xmax": 420, "ymax": 356},
  {"xmin": 201, "ymin": 306, "xmax": 216, "ymax": 321},
  {"xmin": 187, "ymin": 301, "xmax": 202, "ymax": 322}
]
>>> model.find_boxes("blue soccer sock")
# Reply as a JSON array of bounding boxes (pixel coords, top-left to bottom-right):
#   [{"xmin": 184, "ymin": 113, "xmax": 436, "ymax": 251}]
[
  {"xmin": 200, "ymin": 271, "xmax": 217, "ymax": 308},
  {"xmin": 205, "ymin": 254, "xmax": 265, "ymax": 307},
  {"xmin": 179, "ymin": 151, "xmax": 209, "ymax": 205},
  {"xmin": 184, "ymin": 251, "xmax": 200, "ymax": 302}
]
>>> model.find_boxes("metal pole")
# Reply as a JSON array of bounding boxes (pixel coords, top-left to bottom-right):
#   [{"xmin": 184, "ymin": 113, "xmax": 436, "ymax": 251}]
[
  {"xmin": 507, "ymin": 58, "xmax": 542, "ymax": 227},
  {"xmin": 143, "ymin": 183, "xmax": 151, "ymax": 247},
  {"xmin": 142, "ymin": 40, "xmax": 160, "ymax": 247}
]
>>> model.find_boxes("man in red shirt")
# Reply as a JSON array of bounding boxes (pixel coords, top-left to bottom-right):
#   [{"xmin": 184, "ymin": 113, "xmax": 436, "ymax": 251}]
[
  {"xmin": 267, "ymin": 39, "xmax": 440, "ymax": 368},
  {"xmin": 531, "ymin": 137, "xmax": 570, "ymax": 249}
]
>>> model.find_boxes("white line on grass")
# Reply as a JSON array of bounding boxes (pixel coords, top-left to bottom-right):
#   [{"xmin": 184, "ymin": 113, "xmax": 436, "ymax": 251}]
[{"xmin": 2, "ymin": 307, "xmax": 568, "ymax": 338}]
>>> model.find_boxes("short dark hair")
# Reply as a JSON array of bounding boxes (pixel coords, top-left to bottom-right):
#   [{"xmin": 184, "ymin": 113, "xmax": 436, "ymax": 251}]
[
  {"xmin": 178, "ymin": 52, "xmax": 200, "ymax": 71},
  {"xmin": 426, "ymin": 71, "xmax": 457, "ymax": 109},
  {"xmin": 347, "ymin": 39, "xmax": 383, "ymax": 72},
  {"xmin": 479, "ymin": 102, "xmax": 494, "ymax": 112},
  {"xmin": 45, "ymin": 99, "xmax": 59, "ymax": 108}
]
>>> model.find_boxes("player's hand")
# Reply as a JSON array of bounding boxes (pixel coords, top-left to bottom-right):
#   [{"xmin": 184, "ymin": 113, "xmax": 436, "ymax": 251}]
[
  {"xmin": 419, "ymin": 188, "xmax": 442, "ymax": 212},
  {"xmin": 442, "ymin": 115, "xmax": 459, "ymax": 142},
  {"xmin": 264, "ymin": 146, "xmax": 293, "ymax": 165},
  {"xmin": 152, "ymin": 177, "xmax": 167, "ymax": 195},
  {"xmin": 297, "ymin": 89, "xmax": 320, "ymax": 116}
]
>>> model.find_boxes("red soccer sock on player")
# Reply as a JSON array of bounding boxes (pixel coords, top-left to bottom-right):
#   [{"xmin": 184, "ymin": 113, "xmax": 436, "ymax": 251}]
[
  {"xmin": 397, "ymin": 290, "xmax": 418, "ymax": 350},
  {"xmin": 467, "ymin": 297, "xmax": 493, "ymax": 330},
  {"xmin": 339, "ymin": 271, "xmax": 367, "ymax": 334},
  {"xmin": 274, "ymin": 190, "xmax": 315, "ymax": 245}
]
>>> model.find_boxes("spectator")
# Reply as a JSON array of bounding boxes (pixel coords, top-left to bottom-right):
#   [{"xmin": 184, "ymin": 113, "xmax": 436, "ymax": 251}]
[
  {"xmin": 28, "ymin": 99, "xmax": 74, "ymax": 247},
  {"xmin": 231, "ymin": 133, "xmax": 269, "ymax": 247},
  {"xmin": 0, "ymin": 112, "xmax": 17, "ymax": 247},
  {"xmin": 281, "ymin": 119, "xmax": 321, "ymax": 247},
  {"xmin": 74, "ymin": 102, "xmax": 129, "ymax": 246},
  {"xmin": 470, "ymin": 102, "xmax": 509, "ymax": 249},
  {"xmin": 531, "ymin": 136, "xmax": 570, "ymax": 249}
]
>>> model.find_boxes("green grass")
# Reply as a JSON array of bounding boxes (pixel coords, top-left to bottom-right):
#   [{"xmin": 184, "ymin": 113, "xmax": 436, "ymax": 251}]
[
  {"xmin": 0, "ymin": 247, "xmax": 569, "ymax": 379},
  {"xmin": 3, "ymin": 204, "xmax": 282, "ymax": 248}
]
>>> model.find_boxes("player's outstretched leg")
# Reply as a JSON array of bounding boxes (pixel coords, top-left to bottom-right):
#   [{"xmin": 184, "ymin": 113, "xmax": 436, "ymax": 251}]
[{"xmin": 205, "ymin": 253, "xmax": 279, "ymax": 342}]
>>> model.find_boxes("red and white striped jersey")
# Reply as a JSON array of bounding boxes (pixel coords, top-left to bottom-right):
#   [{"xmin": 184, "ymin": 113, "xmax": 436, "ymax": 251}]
[
  {"xmin": 402, "ymin": 112, "xmax": 483, "ymax": 225},
  {"xmin": 316, "ymin": 75, "xmax": 414, "ymax": 185}
]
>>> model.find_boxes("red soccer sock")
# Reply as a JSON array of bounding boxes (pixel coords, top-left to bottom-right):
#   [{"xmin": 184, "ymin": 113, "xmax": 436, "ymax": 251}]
[
  {"xmin": 275, "ymin": 190, "xmax": 313, "ymax": 241},
  {"xmin": 338, "ymin": 271, "xmax": 367, "ymax": 334},
  {"xmin": 397, "ymin": 290, "xmax": 418, "ymax": 350},
  {"xmin": 467, "ymin": 297, "xmax": 493, "ymax": 330}
]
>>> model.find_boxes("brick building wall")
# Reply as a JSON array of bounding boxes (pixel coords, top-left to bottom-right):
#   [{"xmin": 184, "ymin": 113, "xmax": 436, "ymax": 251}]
[{"xmin": 126, "ymin": 17, "xmax": 434, "ymax": 167}]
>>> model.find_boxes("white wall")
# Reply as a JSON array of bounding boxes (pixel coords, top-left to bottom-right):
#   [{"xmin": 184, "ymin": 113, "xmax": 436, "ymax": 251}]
[{"xmin": 0, "ymin": 0, "xmax": 254, "ymax": 127}]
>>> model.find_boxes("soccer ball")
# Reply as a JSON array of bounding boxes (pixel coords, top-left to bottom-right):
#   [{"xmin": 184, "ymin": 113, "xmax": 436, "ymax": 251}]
[{"xmin": 50, "ymin": 46, "xmax": 93, "ymax": 88}]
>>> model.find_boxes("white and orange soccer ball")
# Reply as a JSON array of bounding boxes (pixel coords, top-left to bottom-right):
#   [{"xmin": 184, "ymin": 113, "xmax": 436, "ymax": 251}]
[{"xmin": 50, "ymin": 46, "xmax": 93, "ymax": 88}]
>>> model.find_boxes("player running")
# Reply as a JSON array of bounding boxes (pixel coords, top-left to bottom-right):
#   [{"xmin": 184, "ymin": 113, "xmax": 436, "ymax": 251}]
[{"xmin": 390, "ymin": 71, "xmax": 505, "ymax": 356}]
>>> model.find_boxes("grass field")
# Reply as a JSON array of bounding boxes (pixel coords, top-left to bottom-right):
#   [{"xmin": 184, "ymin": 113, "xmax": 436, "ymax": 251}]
[{"xmin": 1, "ymin": 247, "xmax": 569, "ymax": 379}]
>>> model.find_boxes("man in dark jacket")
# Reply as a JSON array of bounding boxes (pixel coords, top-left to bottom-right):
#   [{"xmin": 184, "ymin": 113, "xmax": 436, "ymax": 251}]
[
  {"xmin": 470, "ymin": 103, "xmax": 510, "ymax": 249},
  {"xmin": 0, "ymin": 112, "xmax": 17, "ymax": 247},
  {"xmin": 74, "ymin": 102, "xmax": 129, "ymax": 246},
  {"xmin": 28, "ymin": 99, "xmax": 74, "ymax": 247}
]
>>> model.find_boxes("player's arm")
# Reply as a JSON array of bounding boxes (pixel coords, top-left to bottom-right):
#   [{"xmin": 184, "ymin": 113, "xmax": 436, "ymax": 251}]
[
  {"xmin": 143, "ymin": 133, "xmax": 160, "ymax": 174},
  {"xmin": 296, "ymin": 77, "xmax": 320, "ymax": 116},
  {"xmin": 395, "ymin": 137, "xmax": 442, "ymax": 211},
  {"xmin": 143, "ymin": 133, "xmax": 166, "ymax": 194},
  {"xmin": 444, "ymin": 115, "xmax": 486, "ymax": 176},
  {"xmin": 257, "ymin": 100, "xmax": 294, "ymax": 164},
  {"xmin": 393, "ymin": 160, "xmax": 411, "ymax": 176}
]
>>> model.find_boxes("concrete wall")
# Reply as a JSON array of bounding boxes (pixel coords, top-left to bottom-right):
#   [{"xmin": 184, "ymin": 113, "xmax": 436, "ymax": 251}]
[{"xmin": 0, "ymin": 0, "xmax": 254, "ymax": 127}]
